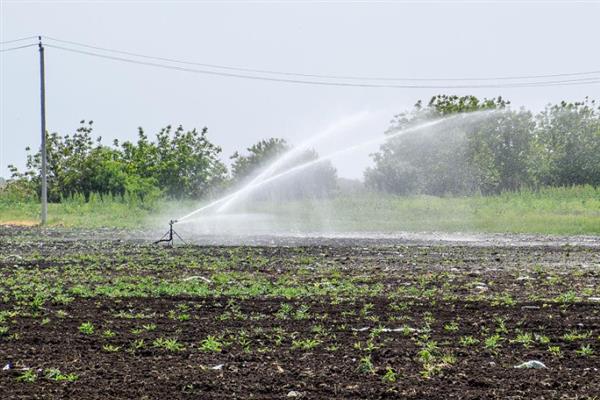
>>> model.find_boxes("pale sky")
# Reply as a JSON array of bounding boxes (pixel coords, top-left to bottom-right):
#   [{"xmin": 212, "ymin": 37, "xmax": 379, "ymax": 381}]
[{"xmin": 1, "ymin": 0, "xmax": 599, "ymax": 179}]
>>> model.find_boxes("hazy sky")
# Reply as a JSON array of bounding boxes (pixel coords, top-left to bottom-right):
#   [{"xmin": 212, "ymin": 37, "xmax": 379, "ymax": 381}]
[{"xmin": 1, "ymin": 0, "xmax": 599, "ymax": 179}]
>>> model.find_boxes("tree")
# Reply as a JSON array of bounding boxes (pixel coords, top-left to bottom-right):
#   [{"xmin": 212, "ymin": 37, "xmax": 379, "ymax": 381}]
[
  {"xmin": 534, "ymin": 99, "xmax": 600, "ymax": 187},
  {"xmin": 9, "ymin": 121, "xmax": 228, "ymax": 201},
  {"xmin": 230, "ymin": 138, "xmax": 288, "ymax": 182},
  {"xmin": 365, "ymin": 95, "xmax": 511, "ymax": 195},
  {"xmin": 120, "ymin": 125, "xmax": 228, "ymax": 199},
  {"xmin": 466, "ymin": 109, "xmax": 536, "ymax": 193}
]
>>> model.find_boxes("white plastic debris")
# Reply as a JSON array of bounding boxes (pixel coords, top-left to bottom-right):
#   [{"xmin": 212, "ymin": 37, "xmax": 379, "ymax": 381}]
[
  {"xmin": 287, "ymin": 391, "xmax": 302, "ymax": 398},
  {"xmin": 210, "ymin": 364, "xmax": 224, "ymax": 370},
  {"xmin": 2, "ymin": 363, "xmax": 11, "ymax": 371},
  {"xmin": 183, "ymin": 276, "xmax": 212, "ymax": 283},
  {"xmin": 514, "ymin": 360, "xmax": 547, "ymax": 369}
]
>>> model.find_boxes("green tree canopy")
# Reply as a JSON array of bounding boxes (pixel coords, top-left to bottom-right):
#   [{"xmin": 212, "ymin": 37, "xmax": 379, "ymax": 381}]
[
  {"xmin": 9, "ymin": 121, "xmax": 227, "ymax": 201},
  {"xmin": 365, "ymin": 95, "xmax": 599, "ymax": 195}
]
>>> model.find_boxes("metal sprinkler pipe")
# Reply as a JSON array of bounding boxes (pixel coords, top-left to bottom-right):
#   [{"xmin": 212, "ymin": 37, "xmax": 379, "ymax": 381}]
[{"xmin": 154, "ymin": 219, "xmax": 186, "ymax": 246}]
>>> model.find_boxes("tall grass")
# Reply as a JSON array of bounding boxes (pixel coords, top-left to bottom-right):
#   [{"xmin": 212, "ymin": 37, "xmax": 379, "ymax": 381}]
[
  {"xmin": 1, "ymin": 185, "xmax": 598, "ymax": 235},
  {"xmin": 0, "ymin": 193, "xmax": 157, "ymax": 228},
  {"xmin": 252, "ymin": 185, "xmax": 600, "ymax": 235}
]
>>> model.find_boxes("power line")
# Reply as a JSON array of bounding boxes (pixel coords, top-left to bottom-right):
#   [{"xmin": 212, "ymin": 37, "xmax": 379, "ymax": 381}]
[
  {"xmin": 0, "ymin": 43, "xmax": 38, "ymax": 53},
  {"xmin": 44, "ymin": 43, "xmax": 600, "ymax": 89},
  {"xmin": 43, "ymin": 36, "xmax": 600, "ymax": 83},
  {"xmin": 0, "ymin": 36, "xmax": 38, "ymax": 45}
]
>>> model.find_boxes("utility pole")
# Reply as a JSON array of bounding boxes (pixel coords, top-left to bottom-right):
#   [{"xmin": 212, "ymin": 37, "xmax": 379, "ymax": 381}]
[{"xmin": 38, "ymin": 36, "xmax": 47, "ymax": 225}]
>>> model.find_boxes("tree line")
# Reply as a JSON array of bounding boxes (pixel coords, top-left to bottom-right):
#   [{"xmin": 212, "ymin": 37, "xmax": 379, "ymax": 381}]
[
  {"xmin": 3, "ymin": 95, "xmax": 599, "ymax": 202},
  {"xmin": 365, "ymin": 95, "xmax": 600, "ymax": 195},
  {"xmin": 4, "ymin": 122, "xmax": 337, "ymax": 203}
]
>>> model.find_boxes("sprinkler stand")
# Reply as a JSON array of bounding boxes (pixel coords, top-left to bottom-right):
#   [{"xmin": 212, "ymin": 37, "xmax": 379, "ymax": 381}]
[{"xmin": 154, "ymin": 219, "xmax": 186, "ymax": 246}]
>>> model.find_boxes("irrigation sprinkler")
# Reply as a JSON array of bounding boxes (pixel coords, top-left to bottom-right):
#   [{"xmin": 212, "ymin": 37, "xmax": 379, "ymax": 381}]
[{"xmin": 154, "ymin": 219, "xmax": 186, "ymax": 246}]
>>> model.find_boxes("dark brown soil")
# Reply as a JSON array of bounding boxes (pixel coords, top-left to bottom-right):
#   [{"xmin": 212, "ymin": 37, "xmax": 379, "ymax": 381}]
[{"xmin": 0, "ymin": 227, "xmax": 599, "ymax": 399}]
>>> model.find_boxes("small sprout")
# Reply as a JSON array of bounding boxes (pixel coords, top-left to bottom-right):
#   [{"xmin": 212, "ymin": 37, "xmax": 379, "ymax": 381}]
[
  {"xmin": 78, "ymin": 322, "xmax": 94, "ymax": 335},
  {"xmin": 199, "ymin": 335, "xmax": 223, "ymax": 352},
  {"xmin": 512, "ymin": 332, "xmax": 534, "ymax": 348},
  {"xmin": 142, "ymin": 323, "xmax": 157, "ymax": 332},
  {"xmin": 484, "ymin": 334, "xmax": 503, "ymax": 352},
  {"xmin": 102, "ymin": 329, "xmax": 116, "ymax": 338},
  {"xmin": 360, "ymin": 303, "xmax": 375, "ymax": 317},
  {"xmin": 357, "ymin": 355, "xmax": 374, "ymax": 374},
  {"xmin": 576, "ymin": 344, "xmax": 594, "ymax": 357},
  {"xmin": 275, "ymin": 303, "xmax": 293, "ymax": 319},
  {"xmin": 444, "ymin": 322, "xmax": 459, "ymax": 332},
  {"xmin": 177, "ymin": 313, "xmax": 190, "ymax": 322},
  {"xmin": 102, "ymin": 344, "xmax": 121, "ymax": 352},
  {"xmin": 44, "ymin": 368, "xmax": 79, "ymax": 382},
  {"xmin": 562, "ymin": 330, "xmax": 591, "ymax": 342},
  {"xmin": 536, "ymin": 334, "xmax": 550, "ymax": 344},
  {"xmin": 460, "ymin": 336, "xmax": 479, "ymax": 346},
  {"xmin": 420, "ymin": 363, "xmax": 442, "ymax": 379},
  {"xmin": 548, "ymin": 345, "xmax": 562, "ymax": 357},
  {"xmin": 495, "ymin": 317, "xmax": 508, "ymax": 334},
  {"xmin": 554, "ymin": 291, "xmax": 578, "ymax": 303},
  {"xmin": 418, "ymin": 348, "xmax": 434, "ymax": 364},
  {"xmin": 291, "ymin": 338, "xmax": 321, "ymax": 351},
  {"xmin": 400, "ymin": 325, "xmax": 413, "ymax": 336},
  {"xmin": 16, "ymin": 370, "xmax": 37, "ymax": 383},
  {"xmin": 131, "ymin": 339, "xmax": 146, "ymax": 350},
  {"xmin": 294, "ymin": 305, "xmax": 311, "ymax": 320},
  {"xmin": 153, "ymin": 337, "xmax": 185, "ymax": 352},
  {"xmin": 441, "ymin": 353, "xmax": 457, "ymax": 365},
  {"xmin": 326, "ymin": 343, "xmax": 339, "ymax": 352},
  {"xmin": 382, "ymin": 367, "xmax": 397, "ymax": 383},
  {"xmin": 492, "ymin": 293, "xmax": 516, "ymax": 307},
  {"xmin": 422, "ymin": 312, "xmax": 436, "ymax": 326}
]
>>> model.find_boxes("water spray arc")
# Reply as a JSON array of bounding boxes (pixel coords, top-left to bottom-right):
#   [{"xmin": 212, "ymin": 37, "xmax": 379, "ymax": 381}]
[
  {"xmin": 155, "ymin": 109, "xmax": 496, "ymax": 241},
  {"xmin": 174, "ymin": 110, "xmax": 494, "ymax": 227},
  {"xmin": 216, "ymin": 111, "xmax": 373, "ymax": 213}
]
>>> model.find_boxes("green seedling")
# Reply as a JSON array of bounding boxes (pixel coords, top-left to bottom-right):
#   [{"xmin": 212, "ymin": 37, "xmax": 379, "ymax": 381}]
[
  {"xmin": 78, "ymin": 322, "xmax": 94, "ymax": 335},
  {"xmin": 548, "ymin": 345, "xmax": 562, "ymax": 357},
  {"xmin": 291, "ymin": 338, "xmax": 321, "ymax": 351},
  {"xmin": 444, "ymin": 321, "xmax": 459, "ymax": 332},
  {"xmin": 357, "ymin": 355, "xmax": 374, "ymax": 374},
  {"xmin": 576, "ymin": 344, "xmax": 594, "ymax": 357},
  {"xmin": 460, "ymin": 336, "xmax": 479, "ymax": 346},
  {"xmin": 16, "ymin": 370, "xmax": 37, "ymax": 383},
  {"xmin": 44, "ymin": 368, "xmax": 79, "ymax": 382},
  {"xmin": 382, "ymin": 367, "xmax": 398, "ymax": 383},
  {"xmin": 102, "ymin": 329, "xmax": 116, "ymax": 338},
  {"xmin": 102, "ymin": 344, "xmax": 121, "ymax": 352},
  {"xmin": 199, "ymin": 335, "xmax": 223, "ymax": 352}
]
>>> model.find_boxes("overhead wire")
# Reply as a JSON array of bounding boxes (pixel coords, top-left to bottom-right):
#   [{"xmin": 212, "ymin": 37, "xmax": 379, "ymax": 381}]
[
  {"xmin": 0, "ymin": 43, "xmax": 38, "ymax": 52},
  {"xmin": 0, "ymin": 35, "xmax": 38, "ymax": 45},
  {"xmin": 42, "ymin": 35, "xmax": 600, "ymax": 82},
  {"xmin": 44, "ymin": 43, "xmax": 600, "ymax": 89},
  {"xmin": 1, "ymin": 35, "xmax": 599, "ymax": 88}
]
